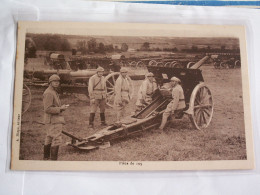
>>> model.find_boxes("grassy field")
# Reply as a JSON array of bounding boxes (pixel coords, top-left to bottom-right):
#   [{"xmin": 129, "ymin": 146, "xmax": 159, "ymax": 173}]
[{"xmin": 19, "ymin": 64, "xmax": 246, "ymax": 161}]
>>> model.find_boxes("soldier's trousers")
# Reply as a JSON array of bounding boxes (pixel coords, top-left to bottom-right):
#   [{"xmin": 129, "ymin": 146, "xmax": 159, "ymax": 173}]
[
  {"xmin": 115, "ymin": 101, "xmax": 128, "ymax": 121},
  {"xmin": 90, "ymin": 98, "xmax": 106, "ymax": 113},
  {"xmin": 44, "ymin": 124, "xmax": 63, "ymax": 146}
]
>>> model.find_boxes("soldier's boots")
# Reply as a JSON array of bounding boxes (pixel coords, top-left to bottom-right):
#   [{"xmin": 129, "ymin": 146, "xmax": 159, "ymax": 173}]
[
  {"xmin": 100, "ymin": 113, "xmax": 107, "ymax": 126},
  {"xmin": 50, "ymin": 146, "xmax": 59, "ymax": 160},
  {"xmin": 43, "ymin": 144, "xmax": 51, "ymax": 160},
  {"xmin": 89, "ymin": 113, "xmax": 95, "ymax": 129}
]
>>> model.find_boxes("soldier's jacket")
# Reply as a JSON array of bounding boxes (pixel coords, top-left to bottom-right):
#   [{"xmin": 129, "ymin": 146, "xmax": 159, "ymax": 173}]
[
  {"xmin": 114, "ymin": 75, "xmax": 133, "ymax": 105},
  {"xmin": 88, "ymin": 74, "xmax": 106, "ymax": 100},
  {"xmin": 137, "ymin": 79, "xmax": 157, "ymax": 100},
  {"xmin": 170, "ymin": 84, "xmax": 186, "ymax": 111},
  {"xmin": 43, "ymin": 86, "xmax": 65, "ymax": 124}
]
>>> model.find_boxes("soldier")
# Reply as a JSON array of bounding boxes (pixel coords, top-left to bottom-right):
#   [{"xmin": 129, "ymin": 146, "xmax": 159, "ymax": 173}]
[
  {"xmin": 159, "ymin": 76, "xmax": 186, "ymax": 131},
  {"xmin": 43, "ymin": 74, "xmax": 68, "ymax": 160},
  {"xmin": 135, "ymin": 72, "xmax": 157, "ymax": 113},
  {"xmin": 114, "ymin": 67, "xmax": 133, "ymax": 122},
  {"xmin": 88, "ymin": 66, "xmax": 107, "ymax": 129}
]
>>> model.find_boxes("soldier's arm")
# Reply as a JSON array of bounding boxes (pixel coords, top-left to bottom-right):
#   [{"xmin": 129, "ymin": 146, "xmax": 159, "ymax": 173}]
[
  {"xmin": 127, "ymin": 76, "xmax": 134, "ymax": 98},
  {"xmin": 171, "ymin": 89, "xmax": 180, "ymax": 111},
  {"xmin": 88, "ymin": 77, "xmax": 94, "ymax": 99},
  {"xmin": 43, "ymin": 93, "xmax": 61, "ymax": 114},
  {"xmin": 142, "ymin": 81, "xmax": 148, "ymax": 99}
]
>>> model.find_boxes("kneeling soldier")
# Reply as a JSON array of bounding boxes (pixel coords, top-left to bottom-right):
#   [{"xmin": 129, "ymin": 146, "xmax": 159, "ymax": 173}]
[
  {"xmin": 88, "ymin": 66, "xmax": 107, "ymax": 129},
  {"xmin": 135, "ymin": 72, "xmax": 157, "ymax": 113},
  {"xmin": 114, "ymin": 67, "xmax": 133, "ymax": 122},
  {"xmin": 43, "ymin": 74, "xmax": 68, "ymax": 160},
  {"xmin": 159, "ymin": 76, "xmax": 185, "ymax": 131}
]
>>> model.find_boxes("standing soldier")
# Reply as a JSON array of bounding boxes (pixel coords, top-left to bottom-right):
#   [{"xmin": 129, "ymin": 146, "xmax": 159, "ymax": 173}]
[
  {"xmin": 114, "ymin": 67, "xmax": 133, "ymax": 122},
  {"xmin": 43, "ymin": 74, "xmax": 68, "ymax": 160},
  {"xmin": 135, "ymin": 72, "xmax": 157, "ymax": 113},
  {"xmin": 88, "ymin": 66, "xmax": 107, "ymax": 129},
  {"xmin": 159, "ymin": 77, "xmax": 185, "ymax": 131}
]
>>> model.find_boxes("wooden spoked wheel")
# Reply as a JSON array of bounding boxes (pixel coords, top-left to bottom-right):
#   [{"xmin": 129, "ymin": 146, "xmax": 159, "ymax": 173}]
[
  {"xmin": 164, "ymin": 62, "xmax": 171, "ymax": 67},
  {"xmin": 188, "ymin": 83, "xmax": 213, "ymax": 130},
  {"xmin": 214, "ymin": 62, "xmax": 220, "ymax": 69},
  {"xmin": 136, "ymin": 61, "xmax": 145, "ymax": 67},
  {"xmin": 129, "ymin": 61, "xmax": 137, "ymax": 67},
  {"xmin": 170, "ymin": 61, "xmax": 177, "ymax": 67},
  {"xmin": 235, "ymin": 60, "xmax": 241, "ymax": 68},
  {"xmin": 22, "ymin": 83, "xmax": 32, "ymax": 114},
  {"xmin": 156, "ymin": 62, "xmax": 164, "ymax": 67},
  {"xmin": 105, "ymin": 72, "xmax": 120, "ymax": 107},
  {"xmin": 220, "ymin": 62, "xmax": 228, "ymax": 69},
  {"xmin": 148, "ymin": 60, "xmax": 157, "ymax": 66}
]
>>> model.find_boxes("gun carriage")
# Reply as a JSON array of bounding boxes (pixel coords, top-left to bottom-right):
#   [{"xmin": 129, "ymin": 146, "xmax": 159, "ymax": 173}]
[
  {"xmin": 62, "ymin": 55, "xmax": 213, "ymax": 151},
  {"xmin": 209, "ymin": 53, "xmax": 241, "ymax": 69}
]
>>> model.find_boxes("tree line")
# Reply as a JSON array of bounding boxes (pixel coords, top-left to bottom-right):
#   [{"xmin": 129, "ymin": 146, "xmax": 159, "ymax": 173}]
[{"xmin": 28, "ymin": 34, "xmax": 71, "ymax": 51}]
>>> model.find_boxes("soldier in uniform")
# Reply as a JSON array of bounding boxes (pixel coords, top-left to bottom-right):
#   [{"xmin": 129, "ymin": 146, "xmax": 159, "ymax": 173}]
[
  {"xmin": 159, "ymin": 76, "xmax": 186, "ymax": 131},
  {"xmin": 135, "ymin": 72, "xmax": 157, "ymax": 113},
  {"xmin": 88, "ymin": 66, "xmax": 107, "ymax": 129},
  {"xmin": 43, "ymin": 74, "xmax": 68, "ymax": 160},
  {"xmin": 114, "ymin": 67, "xmax": 133, "ymax": 122}
]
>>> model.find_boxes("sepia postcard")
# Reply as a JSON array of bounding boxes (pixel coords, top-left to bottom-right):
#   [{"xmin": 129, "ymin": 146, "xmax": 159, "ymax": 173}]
[{"xmin": 11, "ymin": 21, "xmax": 254, "ymax": 171}]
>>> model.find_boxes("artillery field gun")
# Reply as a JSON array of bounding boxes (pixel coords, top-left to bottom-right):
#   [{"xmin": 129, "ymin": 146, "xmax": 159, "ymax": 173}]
[
  {"xmin": 208, "ymin": 53, "xmax": 241, "ymax": 69},
  {"xmin": 62, "ymin": 55, "xmax": 213, "ymax": 151}
]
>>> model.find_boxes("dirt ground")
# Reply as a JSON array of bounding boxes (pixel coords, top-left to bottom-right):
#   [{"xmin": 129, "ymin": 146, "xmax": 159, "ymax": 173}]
[{"xmin": 19, "ymin": 64, "xmax": 246, "ymax": 161}]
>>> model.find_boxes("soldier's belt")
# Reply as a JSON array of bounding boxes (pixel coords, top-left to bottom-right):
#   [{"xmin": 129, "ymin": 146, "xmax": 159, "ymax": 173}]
[
  {"xmin": 121, "ymin": 90, "xmax": 129, "ymax": 92},
  {"xmin": 179, "ymin": 99, "xmax": 185, "ymax": 101}
]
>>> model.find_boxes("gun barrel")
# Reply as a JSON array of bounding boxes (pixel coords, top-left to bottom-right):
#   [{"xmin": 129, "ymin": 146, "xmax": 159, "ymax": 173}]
[{"xmin": 189, "ymin": 56, "xmax": 209, "ymax": 69}]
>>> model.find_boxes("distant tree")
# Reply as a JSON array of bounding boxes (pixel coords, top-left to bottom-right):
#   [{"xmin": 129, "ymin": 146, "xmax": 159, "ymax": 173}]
[
  {"xmin": 121, "ymin": 43, "xmax": 129, "ymax": 52},
  {"xmin": 60, "ymin": 39, "xmax": 71, "ymax": 51},
  {"xmin": 105, "ymin": 44, "xmax": 114, "ymax": 52},
  {"xmin": 88, "ymin": 38, "xmax": 97, "ymax": 52},
  {"xmin": 191, "ymin": 45, "xmax": 198, "ymax": 52},
  {"xmin": 141, "ymin": 42, "xmax": 150, "ymax": 51},
  {"xmin": 172, "ymin": 47, "xmax": 178, "ymax": 52},
  {"xmin": 76, "ymin": 40, "xmax": 87, "ymax": 55},
  {"xmin": 25, "ymin": 38, "xmax": 37, "ymax": 58},
  {"xmin": 98, "ymin": 42, "xmax": 105, "ymax": 53},
  {"xmin": 221, "ymin": 45, "xmax": 226, "ymax": 51}
]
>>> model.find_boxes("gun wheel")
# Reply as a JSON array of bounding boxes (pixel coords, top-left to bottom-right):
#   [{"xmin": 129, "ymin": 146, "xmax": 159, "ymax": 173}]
[
  {"xmin": 235, "ymin": 60, "xmax": 241, "ymax": 68},
  {"xmin": 22, "ymin": 83, "xmax": 31, "ymax": 114},
  {"xmin": 188, "ymin": 83, "xmax": 213, "ymax": 130},
  {"xmin": 105, "ymin": 72, "xmax": 120, "ymax": 108},
  {"xmin": 129, "ymin": 61, "xmax": 137, "ymax": 67},
  {"xmin": 136, "ymin": 60, "xmax": 145, "ymax": 67},
  {"xmin": 148, "ymin": 60, "xmax": 157, "ymax": 66}
]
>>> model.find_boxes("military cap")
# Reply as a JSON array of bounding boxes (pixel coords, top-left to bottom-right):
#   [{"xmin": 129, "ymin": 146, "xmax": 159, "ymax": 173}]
[
  {"xmin": 96, "ymin": 66, "xmax": 105, "ymax": 72},
  {"xmin": 170, "ymin": 76, "xmax": 181, "ymax": 83},
  {"xmin": 49, "ymin": 74, "xmax": 60, "ymax": 83},
  {"xmin": 120, "ymin": 67, "xmax": 128, "ymax": 73},
  {"xmin": 146, "ymin": 72, "xmax": 154, "ymax": 77}
]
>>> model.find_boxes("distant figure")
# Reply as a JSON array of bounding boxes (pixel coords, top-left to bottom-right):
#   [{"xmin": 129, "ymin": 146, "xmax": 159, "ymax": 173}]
[
  {"xmin": 135, "ymin": 72, "xmax": 157, "ymax": 113},
  {"xmin": 88, "ymin": 66, "xmax": 107, "ymax": 129},
  {"xmin": 43, "ymin": 74, "xmax": 68, "ymax": 160},
  {"xmin": 114, "ymin": 67, "xmax": 133, "ymax": 121},
  {"xmin": 159, "ymin": 76, "xmax": 185, "ymax": 131}
]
